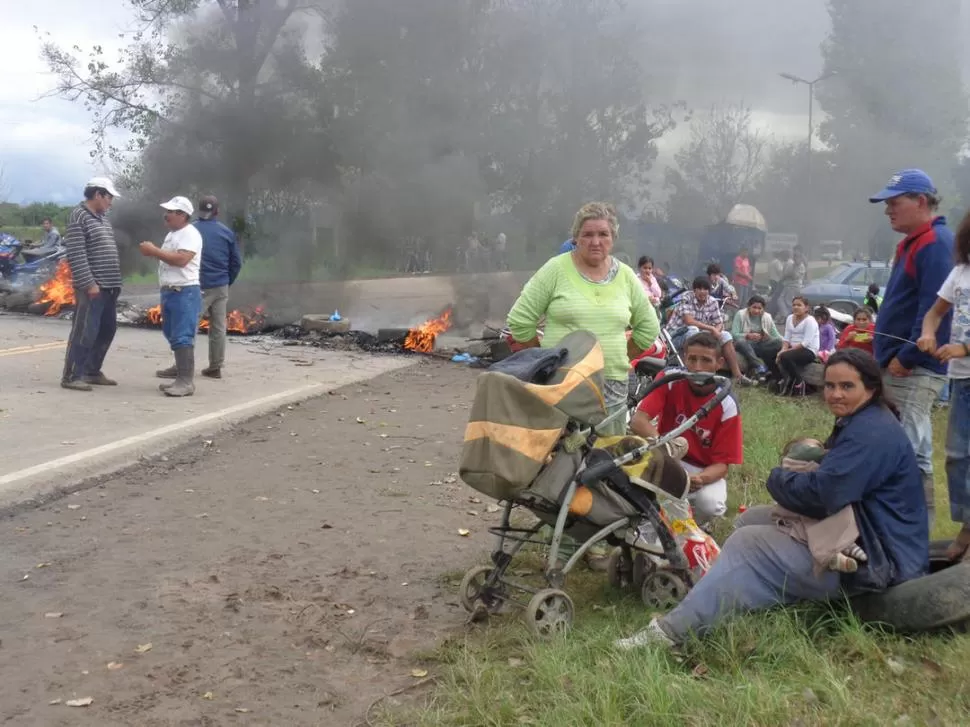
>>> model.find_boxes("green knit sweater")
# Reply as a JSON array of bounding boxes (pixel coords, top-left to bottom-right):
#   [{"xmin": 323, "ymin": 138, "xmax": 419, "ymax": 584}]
[{"xmin": 507, "ymin": 253, "xmax": 659, "ymax": 380}]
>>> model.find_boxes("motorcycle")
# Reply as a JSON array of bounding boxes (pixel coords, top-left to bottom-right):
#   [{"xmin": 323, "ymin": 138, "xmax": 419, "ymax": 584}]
[{"xmin": 0, "ymin": 233, "xmax": 66, "ymax": 287}]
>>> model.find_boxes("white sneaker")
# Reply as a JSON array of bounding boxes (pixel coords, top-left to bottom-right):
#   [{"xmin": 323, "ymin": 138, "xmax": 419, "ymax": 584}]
[{"xmin": 614, "ymin": 617, "xmax": 677, "ymax": 651}]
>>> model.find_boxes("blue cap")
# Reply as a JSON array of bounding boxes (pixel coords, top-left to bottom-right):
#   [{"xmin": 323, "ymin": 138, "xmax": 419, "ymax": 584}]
[{"xmin": 869, "ymin": 169, "xmax": 937, "ymax": 203}]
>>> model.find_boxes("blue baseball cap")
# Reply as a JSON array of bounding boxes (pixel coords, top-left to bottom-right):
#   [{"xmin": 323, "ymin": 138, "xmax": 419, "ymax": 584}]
[{"xmin": 868, "ymin": 169, "xmax": 937, "ymax": 203}]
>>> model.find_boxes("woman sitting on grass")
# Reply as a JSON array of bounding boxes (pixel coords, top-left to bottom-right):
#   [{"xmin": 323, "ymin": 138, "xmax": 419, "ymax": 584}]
[
  {"xmin": 769, "ymin": 296, "xmax": 820, "ymax": 396},
  {"xmin": 616, "ymin": 348, "xmax": 929, "ymax": 650},
  {"xmin": 837, "ymin": 307, "xmax": 876, "ymax": 356}
]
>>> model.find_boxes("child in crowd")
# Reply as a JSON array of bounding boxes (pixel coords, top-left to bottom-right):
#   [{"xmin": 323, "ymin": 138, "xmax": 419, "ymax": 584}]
[
  {"xmin": 814, "ymin": 306, "xmax": 838, "ymax": 362},
  {"xmin": 777, "ymin": 437, "xmax": 868, "ymax": 574},
  {"xmin": 864, "ymin": 284, "xmax": 882, "ymax": 314},
  {"xmin": 838, "ymin": 307, "xmax": 875, "ymax": 355}
]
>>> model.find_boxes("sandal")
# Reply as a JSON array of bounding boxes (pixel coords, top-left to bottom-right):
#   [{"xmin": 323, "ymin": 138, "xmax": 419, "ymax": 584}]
[{"xmin": 945, "ymin": 524, "xmax": 970, "ymax": 561}]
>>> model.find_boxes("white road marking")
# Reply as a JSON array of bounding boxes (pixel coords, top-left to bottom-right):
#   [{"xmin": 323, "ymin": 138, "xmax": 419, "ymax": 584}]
[{"xmin": 0, "ymin": 382, "xmax": 328, "ymax": 492}]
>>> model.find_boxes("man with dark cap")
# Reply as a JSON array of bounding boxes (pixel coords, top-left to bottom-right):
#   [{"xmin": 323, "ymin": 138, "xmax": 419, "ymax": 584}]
[
  {"xmin": 157, "ymin": 194, "xmax": 241, "ymax": 380},
  {"xmin": 868, "ymin": 168, "xmax": 954, "ymax": 523}
]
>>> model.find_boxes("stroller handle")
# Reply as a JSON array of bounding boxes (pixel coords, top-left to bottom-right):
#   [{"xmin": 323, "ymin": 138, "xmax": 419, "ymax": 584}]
[{"xmin": 579, "ymin": 371, "xmax": 733, "ymax": 486}]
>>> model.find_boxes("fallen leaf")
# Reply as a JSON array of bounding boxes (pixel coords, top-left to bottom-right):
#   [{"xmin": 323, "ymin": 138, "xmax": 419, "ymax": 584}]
[
  {"xmin": 201, "ymin": 691, "xmax": 214, "ymax": 700},
  {"xmin": 61, "ymin": 441, "xmax": 77, "ymax": 446},
  {"xmin": 467, "ymin": 510, "xmax": 479, "ymax": 516},
  {"xmin": 356, "ymin": 417, "xmax": 366, "ymax": 424},
  {"xmin": 410, "ymin": 668, "xmax": 429, "ymax": 678},
  {"xmin": 255, "ymin": 496, "xmax": 270, "ymax": 502},
  {"xmin": 67, "ymin": 505, "xmax": 81, "ymax": 511},
  {"xmin": 44, "ymin": 612, "xmax": 63, "ymax": 619},
  {"xmin": 691, "ymin": 663, "xmax": 710, "ymax": 679},
  {"xmin": 508, "ymin": 658, "xmax": 524, "ymax": 667},
  {"xmin": 311, "ymin": 489, "xmax": 320, "ymax": 494},
  {"xmin": 107, "ymin": 662, "xmax": 123, "ymax": 670},
  {"xmin": 235, "ymin": 707, "xmax": 251, "ymax": 713},
  {"xmin": 469, "ymin": 497, "xmax": 482, "ymax": 504},
  {"xmin": 486, "ymin": 504, "xmax": 500, "ymax": 513},
  {"xmin": 36, "ymin": 563, "xmax": 51, "ymax": 569},
  {"xmin": 21, "ymin": 574, "xmax": 29, "ymax": 581},
  {"xmin": 49, "ymin": 699, "xmax": 62, "ymax": 705},
  {"xmin": 66, "ymin": 697, "xmax": 93, "ymax": 707},
  {"xmin": 886, "ymin": 657, "xmax": 905, "ymax": 676},
  {"xmin": 134, "ymin": 643, "xmax": 153, "ymax": 654},
  {"xmin": 457, "ymin": 529, "xmax": 470, "ymax": 537},
  {"xmin": 184, "ymin": 488, "xmax": 195, "ymax": 493}
]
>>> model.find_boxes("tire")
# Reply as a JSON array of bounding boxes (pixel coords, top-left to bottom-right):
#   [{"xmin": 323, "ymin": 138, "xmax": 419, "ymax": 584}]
[
  {"xmin": 641, "ymin": 570, "xmax": 688, "ymax": 610},
  {"xmin": 851, "ymin": 541, "xmax": 970, "ymax": 632},
  {"xmin": 525, "ymin": 589, "xmax": 574, "ymax": 637},
  {"xmin": 459, "ymin": 565, "xmax": 495, "ymax": 613}
]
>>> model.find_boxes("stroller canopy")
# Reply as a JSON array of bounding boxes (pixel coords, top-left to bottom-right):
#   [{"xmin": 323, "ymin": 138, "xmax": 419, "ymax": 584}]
[{"xmin": 460, "ymin": 330, "xmax": 607, "ymax": 501}]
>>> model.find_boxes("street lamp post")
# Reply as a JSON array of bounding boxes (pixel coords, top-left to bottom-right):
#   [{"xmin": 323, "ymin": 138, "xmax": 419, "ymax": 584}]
[{"xmin": 779, "ymin": 71, "xmax": 836, "ymax": 253}]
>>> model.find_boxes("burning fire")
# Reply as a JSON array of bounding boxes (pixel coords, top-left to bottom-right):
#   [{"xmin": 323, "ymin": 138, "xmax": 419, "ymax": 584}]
[
  {"xmin": 143, "ymin": 304, "xmax": 266, "ymax": 334},
  {"xmin": 37, "ymin": 259, "xmax": 76, "ymax": 316},
  {"xmin": 404, "ymin": 308, "xmax": 452, "ymax": 353}
]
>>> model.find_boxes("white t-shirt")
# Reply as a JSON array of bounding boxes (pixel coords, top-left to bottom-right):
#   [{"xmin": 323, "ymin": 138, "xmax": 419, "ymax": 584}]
[
  {"xmin": 938, "ymin": 263, "xmax": 970, "ymax": 379},
  {"xmin": 158, "ymin": 224, "xmax": 203, "ymax": 287},
  {"xmin": 784, "ymin": 314, "xmax": 820, "ymax": 353}
]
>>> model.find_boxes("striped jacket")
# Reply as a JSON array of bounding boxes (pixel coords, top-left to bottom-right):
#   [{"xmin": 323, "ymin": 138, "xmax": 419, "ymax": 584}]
[{"xmin": 64, "ymin": 203, "xmax": 123, "ymax": 291}]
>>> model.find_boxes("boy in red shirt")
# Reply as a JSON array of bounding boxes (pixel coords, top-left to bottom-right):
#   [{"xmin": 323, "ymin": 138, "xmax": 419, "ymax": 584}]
[
  {"xmin": 732, "ymin": 247, "xmax": 753, "ymax": 303},
  {"xmin": 837, "ymin": 307, "xmax": 875, "ymax": 355},
  {"xmin": 630, "ymin": 331, "xmax": 743, "ymax": 524}
]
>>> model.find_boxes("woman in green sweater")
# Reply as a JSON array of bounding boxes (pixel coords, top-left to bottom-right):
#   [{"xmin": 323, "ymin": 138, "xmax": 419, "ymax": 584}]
[{"xmin": 507, "ymin": 202, "xmax": 660, "ymax": 436}]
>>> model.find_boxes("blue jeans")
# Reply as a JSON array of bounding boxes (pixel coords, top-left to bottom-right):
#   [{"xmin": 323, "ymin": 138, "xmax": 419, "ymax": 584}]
[
  {"xmin": 659, "ymin": 505, "xmax": 843, "ymax": 640},
  {"xmin": 62, "ymin": 287, "xmax": 120, "ymax": 382},
  {"xmin": 882, "ymin": 369, "xmax": 945, "ymax": 477},
  {"xmin": 946, "ymin": 378, "xmax": 970, "ymax": 525},
  {"xmin": 161, "ymin": 286, "xmax": 202, "ymax": 350}
]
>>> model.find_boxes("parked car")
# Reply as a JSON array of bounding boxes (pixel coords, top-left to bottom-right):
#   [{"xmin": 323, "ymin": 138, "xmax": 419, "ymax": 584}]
[{"xmin": 799, "ymin": 261, "xmax": 891, "ymax": 315}]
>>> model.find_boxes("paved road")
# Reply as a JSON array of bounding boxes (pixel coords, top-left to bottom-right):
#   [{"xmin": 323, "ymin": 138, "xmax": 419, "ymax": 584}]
[{"xmin": 0, "ymin": 312, "xmax": 412, "ymax": 507}]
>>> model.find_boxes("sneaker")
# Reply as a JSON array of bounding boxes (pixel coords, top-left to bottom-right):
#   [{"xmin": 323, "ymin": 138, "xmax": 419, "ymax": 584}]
[
  {"xmin": 737, "ymin": 375, "xmax": 756, "ymax": 387},
  {"xmin": 61, "ymin": 379, "xmax": 93, "ymax": 392},
  {"xmin": 614, "ymin": 617, "xmax": 677, "ymax": 651},
  {"xmin": 84, "ymin": 372, "xmax": 117, "ymax": 386}
]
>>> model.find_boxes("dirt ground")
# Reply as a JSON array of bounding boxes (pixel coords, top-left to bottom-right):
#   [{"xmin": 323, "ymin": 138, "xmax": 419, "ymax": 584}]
[{"xmin": 0, "ymin": 359, "xmax": 492, "ymax": 726}]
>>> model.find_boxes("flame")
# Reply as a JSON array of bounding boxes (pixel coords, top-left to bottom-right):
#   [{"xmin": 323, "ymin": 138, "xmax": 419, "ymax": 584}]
[
  {"xmin": 37, "ymin": 259, "xmax": 76, "ymax": 316},
  {"xmin": 143, "ymin": 304, "xmax": 265, "ymax": 334},
  {"xmin": 404, "ymin": 308, "xmax": 452, "ymax": 353}
]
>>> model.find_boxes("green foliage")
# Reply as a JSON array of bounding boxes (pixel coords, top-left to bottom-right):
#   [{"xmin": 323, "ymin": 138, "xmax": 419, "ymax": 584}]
[{"xmin": 0, "ymin": 202, "xmax": 72, "ymax": 229}]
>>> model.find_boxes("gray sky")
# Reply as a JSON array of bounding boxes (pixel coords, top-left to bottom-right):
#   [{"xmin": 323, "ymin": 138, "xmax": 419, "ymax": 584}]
[{"xmin": 2, "ymin": 0, "xmax": 835, "ymax": 204}]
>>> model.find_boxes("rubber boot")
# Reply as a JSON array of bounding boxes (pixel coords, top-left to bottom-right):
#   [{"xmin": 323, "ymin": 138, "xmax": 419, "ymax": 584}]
[
  {"xmin": 163, "ymin": 347, "xmax": 195, "ymax": 397},
  {"xmin": 923, "ymin": 472, "xmax": 936, "ymax": 526},
  {"xmin": 156, "ymin": 363, "xmax": 178, "ymax": 379}
]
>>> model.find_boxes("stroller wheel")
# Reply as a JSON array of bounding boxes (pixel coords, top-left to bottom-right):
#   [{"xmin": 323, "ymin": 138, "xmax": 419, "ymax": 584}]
[
  {"xmin": 607, "ymin": 548, "xmax": 635, "ymax": 590},
  {"xmin": 459, "ymin": 565, "xmax": 496, "ymax": 613},
  {"xmin": 641, "ymin": 571, "xmax": 689, "ymax": 610},
  {"xmin": 525, "ymin": 589, "xmax": 574, "ymax": 637}
]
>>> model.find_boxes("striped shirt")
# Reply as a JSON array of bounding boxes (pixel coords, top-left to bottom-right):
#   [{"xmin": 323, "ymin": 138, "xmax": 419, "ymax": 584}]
[{"xmin": 64, "ymin": 203, "xmax": 123, "ymax": 290}]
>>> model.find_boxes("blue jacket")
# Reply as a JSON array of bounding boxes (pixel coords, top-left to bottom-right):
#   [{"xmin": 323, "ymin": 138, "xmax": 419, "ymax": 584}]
[
  {"xmin": 874, "ymin": 217, "xmax": 953, "ymax": 373},
  {"xmin": 559, "ymin": 239, "xmax": 576, "ymax": 255},
  {"xmin": 766, "ymin": 403, "xmax": 928, "ymax": 589},
  {"xmin": 194, "ymin": 219, "xmax": 242, "ymax": 289}
]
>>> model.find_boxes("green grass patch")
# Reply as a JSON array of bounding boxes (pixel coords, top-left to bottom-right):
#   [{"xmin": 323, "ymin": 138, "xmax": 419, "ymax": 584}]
[{"xmin": 392, "ymin": 389, "xmax": 965, "ymax": 726}]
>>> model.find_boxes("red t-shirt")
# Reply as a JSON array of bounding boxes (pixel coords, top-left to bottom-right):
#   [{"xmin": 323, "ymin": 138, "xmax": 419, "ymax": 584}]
[
  {"xmin": 636, "ymin": 374, "xmax": 743, "ymax": 468},
  {"xmin": 837, "ymin": 324, "xmax": 875, "ymax": 355}
]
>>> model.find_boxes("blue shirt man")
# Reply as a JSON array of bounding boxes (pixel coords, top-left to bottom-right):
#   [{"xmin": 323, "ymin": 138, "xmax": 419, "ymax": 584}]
[{"xmin": 868, "ymin": 168, "xmax": 954, "ymax": 522}]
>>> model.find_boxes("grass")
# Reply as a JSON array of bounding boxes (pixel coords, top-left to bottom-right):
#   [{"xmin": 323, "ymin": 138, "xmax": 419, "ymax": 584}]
[{"xmin": 384, "ymin": 390, "xmax": 965, "ymax": 727}]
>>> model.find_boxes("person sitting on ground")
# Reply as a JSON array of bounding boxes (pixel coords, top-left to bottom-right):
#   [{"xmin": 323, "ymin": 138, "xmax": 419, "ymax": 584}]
[
  {"xmin": 837, "ymin": 307, "xmax": 875, "ymax": 355},
  {"xmin": 864, "ymin": 283, "xmax": 882, "ymax": 315},
  {"xmin": 630, "ymin": 332, "xmax": 743, "ymax": 526},
  {"xmin": 815, "ymin": 306, "xmax": 838, "ymax": 363},
  {"xmin": 731, "ymin": 294, "xmax": 782, "ymax": 379},
  {"xmin": 707, "ymin": 263, "xmax": 737, "ymax": 303},
  {"xmin": 617, "ymin": 348, "xmax": 928, "ymax": 650},
  {"xmin": 778, "ymin": 437, "xmax": 868, "ymax": 574},
  {"xmin": 770, "ymin": 296, "xmax": 820, "ymax": 396},
  {"xmin": 637, "ymin": 255, "xmax": 662, "ymax": 307},
  {"xmin": 667, "ymin": 276, "xmax": 753, "ymax": 386}
]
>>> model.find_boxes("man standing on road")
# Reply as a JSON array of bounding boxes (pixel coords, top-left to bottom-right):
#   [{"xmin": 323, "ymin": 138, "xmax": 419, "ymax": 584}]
[
  {"xmin": 869, "ymin": 169, "xmax": 954, "ymax": 521},
  {"xmin": 61, "ymin": 177, "xmax": 124, "ymax": 392},
  {"xmin": 155, "ymin": 195, "xmax": 241, "ymax": 380},
  {"xmin": 139, "ymin": 196, "xmax": 204, "ymax": 398}
]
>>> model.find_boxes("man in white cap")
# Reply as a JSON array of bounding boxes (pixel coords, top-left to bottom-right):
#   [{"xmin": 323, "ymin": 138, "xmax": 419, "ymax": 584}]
[
  {"xmin": 61, "ymin": 176, "xmax": 124, "ymax": 392},
  {"xmin": 139, "ymin": 196, "xmax": 204, "ymax": 397}
]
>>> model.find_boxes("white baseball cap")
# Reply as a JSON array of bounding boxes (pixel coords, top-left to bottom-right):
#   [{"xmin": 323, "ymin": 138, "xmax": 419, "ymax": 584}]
[
  {"xmin": 85, "ymin": 176, "xmax": 122, "ymax": 198},
  {"xmin": 160, "ymin": 196, "xmax": 194, "ymax": 216}
]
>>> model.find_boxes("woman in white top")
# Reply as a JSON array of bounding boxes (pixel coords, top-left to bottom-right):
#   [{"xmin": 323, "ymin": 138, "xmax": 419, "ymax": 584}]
[{"xmin": 772, "ymin": 296, "xmax": 820, "ymax": 395}]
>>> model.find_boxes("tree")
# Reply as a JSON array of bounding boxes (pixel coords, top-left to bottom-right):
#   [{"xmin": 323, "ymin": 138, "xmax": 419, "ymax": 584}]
[
  {"xmin": 816, "ymin": 0, "xmax": 968, "ymax": 250},
  {"xmin": 664, "ymin": 102, "xmax": 770, "ymax": 227},
  {"xmin": 41, "ymin": 0, "xmax": 338, "ymax": 232}
]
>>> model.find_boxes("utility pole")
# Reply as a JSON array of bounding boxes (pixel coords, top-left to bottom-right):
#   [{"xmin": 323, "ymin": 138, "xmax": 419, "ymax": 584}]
[{"xmin": 779, "ymin": 71, "xmax": 836, "ymax": 255}]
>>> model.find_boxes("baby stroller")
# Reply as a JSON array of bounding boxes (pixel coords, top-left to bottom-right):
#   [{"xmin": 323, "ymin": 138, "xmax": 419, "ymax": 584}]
[{"xmin": 458, "ymin": 330, "xmax": 730, "ymax": 636}]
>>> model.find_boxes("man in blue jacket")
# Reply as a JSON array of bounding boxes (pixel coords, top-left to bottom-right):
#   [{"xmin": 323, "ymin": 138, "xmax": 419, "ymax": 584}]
[
  {"xmin": 869, "ymin": 169, "xmax": 953, "ymax": 522},
  {"xmin": 183, "ymin": 195, "xmax": 242, "ymax": 379}
]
